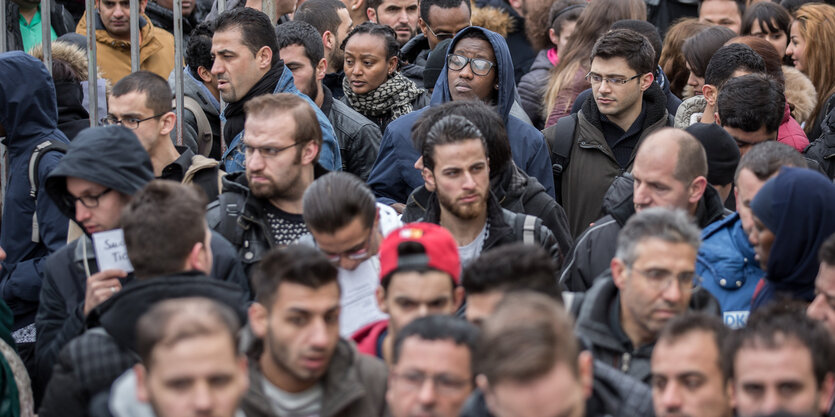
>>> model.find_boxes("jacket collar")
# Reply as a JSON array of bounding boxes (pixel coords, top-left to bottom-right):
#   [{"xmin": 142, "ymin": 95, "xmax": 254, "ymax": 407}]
[
  {"xmin": 581, "ymin": 82, "xmax": 669, "ymax": 137},
  {"xmin": 422, "ymin": 191, "xmax": 514, "ymax": 249}
]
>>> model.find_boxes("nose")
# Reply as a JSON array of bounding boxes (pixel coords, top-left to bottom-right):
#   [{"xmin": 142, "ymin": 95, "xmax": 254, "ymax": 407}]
[
  {"xmin": 417, "ymin": 377, "xmax": 437, "ymax": 407},
  {"xmin": 687, "ymin": 71, "xmax": 698, "ymax": 87},
  {"xmin": 759, "ymin": 390, "xmax": 780, "ymax": 416},
  {"xmin": 458, "ymin": 60, "xmax": 474, "ymax": 79},
  {"xmin": 808, "ymin": 294, "xmax": 827, "ymax": 321},
  {"xmin": 597, "ymin": 79, "xmax": 613, "ymax": 94},
  {"xmin": 308, "ymin": 317, "xmax": 330, "ymax": 349},
  {"xmin": 338, "ymin": 257, "xmax": 359, "ymax": 271},
  {"xmin": 747, "ymin": 228, "xmax": 759, "ymax": 248},
  {"xmin": 462, "ymin": 171, "xmax": 477, "ymax": 190},
  {"xmin": 398, "ymin": 9, "xmax": 409, "ymax": 23},
  {"xmin": 660, "ymin": 383, "xmax": 683, "ymax": 411},
  {"xmin": 661, "ymin": 278, "xmax": 683, "ymax": 304},
  {"xmin": 786, "ymin": 43, "xmax": 794, "ymax": 57},
  {"xmin": 246, "ymin": 148, "xmax": 265, "ymax": 171},
  {"xmin": 351, "ymin": 62, "xmax": 363, "ymax": 76},
  {"xmin": 113, "ymin": 3, "xmax": 125, "ymax": 16},
  {"xmin": 211, "ymin": 58, "xmax": 223, "ymax": 76},
  {"xmin": 633, "ymin": 182, "xmax": 651, "ymax": 208},
  {"xmin": 414, "ymin": 156, "xmax": 423, "ymax": 171},
  {"xmin": 75, "ymin": 200, "xmax": 92, "ymax": 223},
  {"xmin": 191, "ymin": 381, "xmax": 213, "ymax": 412}
]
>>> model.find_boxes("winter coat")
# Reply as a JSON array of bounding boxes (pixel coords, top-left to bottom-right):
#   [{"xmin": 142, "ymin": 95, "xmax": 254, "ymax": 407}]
[
  {"xmin": 351, "ymin": 319, "xmax": 387, "ymax": 359},
  {"xmin": 400, "ymin": 34, "xmax": 430, "ymax": 88},
  {"xmin": 673, "ymin": 95, "xmax": 706, "ymax": 129},
  {"xmin": 242, "ymin": 338, "xmax": 389, "ymax": 417},
  {"xmin": 0, "ymin": 52, "xmax": 70, "ymax": 337},
  {"xmin": 545, "ymin": 66, "xmax": 589, "ymax": 127},
  {"xmin": 573, "ymin": 278, "xmax": 720, "ymax": 384},
  {"xmin": 402, "ymin": 162, "xmax": 572, "ymax": 262},
  {"xmin": 4, "ymin": 1, "xmax": 75, "ymax": 52},
  {"xmin": 517, "ymin": 49, "xmax": 553, "ymax": 129},
  {"xmin": 472, "ymin": 0, "xmax": 535, "ymax": 84},
  {"xmin": 459, "ymin": 360, "xmax": 654, "ymax": 417},
  {"xmin": 778, "ymin": 102, "xmax": 809, "ymax": 152},
  {"xmin": 553, "ymin": 82, "xmax": 670, "ymax": 238},
  {"xmin": 804, "ymin": 107, "xmax": 835, "ymax": 179},
  {"xmin": 322, "ymin": 87, "xmax": 381, "ymax": 181},
  {"xmin": 560, "ymin": 175, "xmax": 728, "ymax": 292},
  {"xmin": 167, "ymin": 66, "xmax": 222, "ymax": 159},
  {"xmin": 784, "ymin": 65, "xmax": 817, "ymax": 125},
  {"xmin": 366, "ymin": 26, "xmax": 555, "ymax": 205},
  {"xmin": 38, "ymin": 273, "xmax": 248, "ymax": 417},
  {"xmin": 572, "ymin": 66, "xmax": 682, "ymax": 121},
  {"xmin": 143, "ymin": 1, "xmax": 197, "ymax": 42},
  {"xmin": 220, "ymin": 64, "xmax": 342, "ymax": 173},
  {"xmin": 0, "ymin": 298, "xmax": 32, "ymax": 417},
  {"xmin": 75, "ymin": 11, "xmax": 175, "ymax": 84},
  {"xmin": 696, "ymin": 213, "xmax": 763, "ymax": 329},
  {"xmin": 339, "ymin": 87, "xmax": 430, "ymax": 134}
]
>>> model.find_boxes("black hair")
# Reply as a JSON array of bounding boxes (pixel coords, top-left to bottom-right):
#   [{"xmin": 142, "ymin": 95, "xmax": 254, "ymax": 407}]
[
  {"xmin": 683, "ymin": 25, "xmax": 737, "ymax": 78},
  {"xmin": 276, "ymin": 20, "xmax": 325, "ymax": 68},
  {"xmin": 294, "ymin": 0, "xmax": 347, "ymax": 37},
  {"xmin": 186, "ymin": 20, "xmax": 215, "ymax": 80},
  {"xmin": 698, "ymin": 0, "xmax": 745, "ymax": 18},
  {"xmin": 340, "ymin": 21, "xmax": 401, "ymax": 62},
  {"xmin": 549, "ymin": 1, "xmax": 585, "ymax": 34},
  {"xmin": 820, "ymin": 233, "xmax": 835, "ymax": 266},
  {"xmin": 610, "ymin": 20, "xmax": 663, "ymax": 68},
  {"xmin": 392, "ymin": 315, "xmax": 479, "ymax": 367},
  {"xmin": 302, "ymin": 172, "xmax": 376, "ymax": 234},
  {"xmin": 252, "ymin": 246, "xmax": 339, "ymax": 309},
  {"xmin": 741, "ymin": 1, "xmax": 791, "ymax": 41},
  {"xmin": 590, "ymin": 28, "xmax": 655, "ymax": 76},
  {"xmin": 214, "ymin": 7, "xmax": 280, "ymax": 66},
  {"xmin": 461, "ymin": 243, "xmax": 561, "ymax": 300},
  {"xmin": 717, "ymin": 73, "xmax": 784, "ymax": 134},
  {"xmin": 704, "ymin": 43, "xmax": 766, "ymax": 89},
  {"xmin": 658, "ymin": 312, "xmax": 730, "ymax": 376},
  {"xmin": 112, "ymin": 71, "xmax": 174, "ymax": 115},
  {"xmin": 411, "ymin": 101, "xmax": 511, "ymax": 176},
  {"xmin": 419, "ymin": 0, "xmax": 470, "ymax": 26},
  {"xmin": 421, "ymin": 114, "xmax": 488, "ymax": 172},
  {"xmin": 733, "ymin": 141, "xmax": 807, "ymax": 183}
]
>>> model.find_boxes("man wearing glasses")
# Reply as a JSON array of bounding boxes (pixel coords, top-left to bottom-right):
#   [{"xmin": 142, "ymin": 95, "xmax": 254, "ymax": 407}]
[
  {"xmin": 544, "ymin": 29, "xmax": 673, "ymax": 239},
  {"xmin": 300, "ymin": 172, "xmax": 402, "ymax": 337},
  {"xmin": 352, "ymin": 223, "xmax": 464, "ymax": 365},
  {"xmin": 106, "ymin": 71, "xmax": 224, "ymax": 201},
  {"xmin": 400, "ymin": 0, "xmax": 471, "ymax": 86}
]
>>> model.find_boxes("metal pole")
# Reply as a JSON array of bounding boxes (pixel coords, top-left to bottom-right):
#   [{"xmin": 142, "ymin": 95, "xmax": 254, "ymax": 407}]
[
  {"xmin": 174, "ymin": 0, "xmax": 184, "ymax": 146},
  {"xmin": 42, "ymin": 0, "xmax": 52, "ymax": 75},
  {"xmin": 130, "ymin": 0, "xmax": 140, "ymax": 72},
  {"xmin": 86, "ymin": 0, "xmax": 98, "ymax": 126},
  {"xmin": 0, "ymin": 0, "xmax": 6, "ymax": 52},
  {"xmin": 262, "ymin": 0, "xmax": 275, "ymax": 24}
]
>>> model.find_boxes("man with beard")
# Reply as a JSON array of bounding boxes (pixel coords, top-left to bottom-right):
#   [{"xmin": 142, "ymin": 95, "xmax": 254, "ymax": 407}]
[
  {"xmin": 294, "ymin": 0, "xmax": 354, "ymax": 99},
  {"xmin": 366, "ymin": 0, "xmax": 418, "ymax": 45},
  {"xmin": 276, "ymin": 21, "xmax": 381, "ymax": 181},
  {"xmin": 244, "ymin": 245, "xmax": 389, "ymax": 417},
  {"xmin": 415, "ymin": 113, "xmax": 560, "ymax": 265},
  {"xmin": 207, "ymin": 93, "xmax": 327, "ymax": 277}
]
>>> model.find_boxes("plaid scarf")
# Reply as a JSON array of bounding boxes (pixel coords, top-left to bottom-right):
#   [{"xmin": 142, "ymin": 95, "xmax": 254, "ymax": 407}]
[{"xmin": 342, "ymin": 72, "xmax": 424, "ymax": 120}]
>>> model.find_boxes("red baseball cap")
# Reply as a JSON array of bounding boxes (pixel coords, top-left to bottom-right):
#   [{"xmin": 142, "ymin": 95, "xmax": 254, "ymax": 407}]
[{"xmin": 379, "ymin": 223, "xmax": 461, "ymax": 284}]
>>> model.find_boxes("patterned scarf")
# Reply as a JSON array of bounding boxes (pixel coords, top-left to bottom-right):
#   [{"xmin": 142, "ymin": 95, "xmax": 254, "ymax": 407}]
[{"xmin": 342, "ymin": 72, "xmax": 424, "ymax": 119}]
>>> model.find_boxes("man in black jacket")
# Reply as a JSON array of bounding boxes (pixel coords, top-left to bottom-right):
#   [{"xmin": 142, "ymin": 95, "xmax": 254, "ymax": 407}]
[
  {"xmin": 276, "ymin": 21, "xmax": 381, "ymax": 181},
  {"xmin": 34, "ymin": 127, "xmax": 248, "ymax": 403},
  {"xmin": 4, "ymin": 0, "xmax": 76, "ymax": 52},
  {"xmin": 38, "ymin": 179, "xmax": 249, "ymax": 417}
]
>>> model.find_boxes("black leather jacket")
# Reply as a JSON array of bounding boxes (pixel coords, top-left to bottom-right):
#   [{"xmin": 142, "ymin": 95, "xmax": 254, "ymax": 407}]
[{"xmin": 322, "ymin": 87, "xmax": 381, "ymax": 181}]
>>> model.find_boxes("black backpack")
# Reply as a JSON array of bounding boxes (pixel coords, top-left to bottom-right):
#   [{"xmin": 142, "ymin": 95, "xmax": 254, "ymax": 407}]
[
  {"xmin": 28, "ymin": 140, "xmax": 68, "ymax": 243},
  {"xmin": 542, "ymin": 114, "xmax": 578, "ymax": 205}
]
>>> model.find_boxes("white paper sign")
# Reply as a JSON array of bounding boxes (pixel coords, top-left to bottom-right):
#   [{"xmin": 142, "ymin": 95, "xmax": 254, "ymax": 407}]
[{"xmin": 92, "ymin": 229, "xmax": 134, "ymax": 273}]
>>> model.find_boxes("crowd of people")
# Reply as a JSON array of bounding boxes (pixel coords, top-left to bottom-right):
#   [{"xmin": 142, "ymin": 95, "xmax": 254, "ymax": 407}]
[{"xmin": 2, "ymin": 0, "xmax": 835, "ymax": 415}]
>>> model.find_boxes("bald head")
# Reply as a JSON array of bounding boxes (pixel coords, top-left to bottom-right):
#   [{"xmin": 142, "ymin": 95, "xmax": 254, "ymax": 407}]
[{"xmin": 632, "ymin": 128, "xmax": 709, "ymax": 214}]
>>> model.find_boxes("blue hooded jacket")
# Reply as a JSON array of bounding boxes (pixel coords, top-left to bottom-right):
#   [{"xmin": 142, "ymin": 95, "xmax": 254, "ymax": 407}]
[
  {"xmin": 0, "ymin": 52, "xmax": 70, "ymax": 330},
  {"xmin": 220, "ymin": 65, "xmax": 342, "ymax": 173},
  {"xmin": 366, "ymin": 27, "xmax": 555, "ymax": 205}
]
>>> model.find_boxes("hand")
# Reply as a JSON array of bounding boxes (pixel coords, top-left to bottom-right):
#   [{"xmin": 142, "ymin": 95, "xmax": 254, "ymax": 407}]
[
  {"xmin": 83, "ymin": 269, "xmax": 127, "ymax": 316},
  {"xmin": 391, "ymin": 203, "xmax": 406, "ymax": 214}
]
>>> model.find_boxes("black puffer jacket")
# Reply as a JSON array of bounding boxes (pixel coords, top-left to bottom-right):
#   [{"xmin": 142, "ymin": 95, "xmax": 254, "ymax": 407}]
[
  {"xmin": 38, "ymin": 273, "xmax": 248, "ymax": 417},
  {"xmin": 560, "ymin": 174, "xmax": 728, "ymax": 292},
  {"xmin": 143, "ymin": 1, "xmax": 197, "ymax": 42},
  {"xmin": 400, "ymin": 34, "xmax": 430, "ymax": 87},
  {"xmin": 322, "ymin": 87, "xmax": 381, "ymax": 181},
  {"xmin": 460, "ymin": 359, "xmax": 654, "ymax": 417},
  {"xmin": 804, "ymin": 107, "xmax": 835, "ymax": 179},
  {"xmin": 4, "ymin": 2, "xmax": 75, "ymax": 52}
]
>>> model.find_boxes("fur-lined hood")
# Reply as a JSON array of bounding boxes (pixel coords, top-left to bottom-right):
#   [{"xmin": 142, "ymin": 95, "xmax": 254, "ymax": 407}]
[
  {"xmin": 28, "ymin": 41, "xmax": 112, "ymax": 95},
  {"xmin": 783, "ymin": 65, "xmax": 817, "ymax": 124},
  {"xmin": 471, "ymin": 2, "xmax": 514, "ymax": 38},
  {"xmin": 674, "ymin": 95, "xmax": 707, "ymax": 129}
]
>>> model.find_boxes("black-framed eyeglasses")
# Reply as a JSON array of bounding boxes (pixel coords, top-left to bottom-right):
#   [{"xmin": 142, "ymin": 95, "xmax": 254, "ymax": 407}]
[
  {"xmin": 447, "ymin": 54, "xmax": 495, "ymax": 76},
  {"xmin": 238, "ymin": 141, "xmax": 304, "ymax": 158},
  {"xmin": 585, "ymin": 72, "xmax": 642, "ymax": 86},
  {"xmin": 320, "ymin": 226, "xmax": 375, "ymax": 264},
  {"xmin": 63, "ymin": 188, "xmax": 113, "ymax": 209},
  {"xmin": 100, "ymin": 112, "xmax": 168, "ymax": 129},
  {"xmin": 425, "ymin": 24, "xmax": 458, "ymax": 42}
]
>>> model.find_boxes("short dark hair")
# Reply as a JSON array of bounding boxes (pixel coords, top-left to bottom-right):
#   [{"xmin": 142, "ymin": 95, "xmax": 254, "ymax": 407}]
[
  {"xmin": 683, "ymin": 25, "xmax": 737, "ymax": 78},
  {"xmin": 476, "ymin": 292, "xmax": 579, "ymax": 384},
  {"xmin": 303, "ymin": 172, "xmax": 376, "ymax": 234},
  {"xmin": 549, "ymin": 0, "xmax": 585, "ymax": 35},
  {"xmin": 294, "ymin": 0, "xmax": 347, "ymax": 37},
  {"xmin": 121, "ymin": 180, "xmax": 208, "ymax": 280},
  {"xmin": 276, "ymin": 20, "xmax": 325, "ymax": 68},
  {"xmin": 252, "ymin": 246, "xmax": 339, "ymax": 309},
  {"xmin": 136, "ymin": 297, "xmax": 241, "ymax": 368},
  {"xmin": 340, "ymin": 22, "xmax": 400, "ymax": 62},
  {"xmin": 244, "ymin": 93, "xmax": 323, "ymax": 162},
  {"xmin": 610, "ymin": 20, "xmax": 663, "ymax": 68},
  {"xmin": 421, "ymin": 114, "xmax": 488, "ymax": 172},
  {"xmin": 186, "ymin": 20, "xmax": 215, "ymax": 80},
  {"xmin": 657, "ymin": 312, "xmax": 729, "ymax": 378},
  {"xmin": 411, "ymin": 101, "xmax": 511, "ymax": 176},
  {"xmin": 419, "ymin": 0, "xmax": 470, "ymax": 25},
  {"xmin": 461, "ymin": 243, "xmax": 562, "ymax": 301},
  {"xmin": 820, "ymin": 233, "xmax": 835, "ymax": 266},
  {"xmin": 717, "ymin": 73, "xmax": 784, "ymax": 134},
  {"xmin": 704, "ymin": 43, "xmax": 766, "ymax": 89},
  {"xmin": 741, "ymin": 1, "xmax": 791, "ymax": 41},
  {"xmin": 733, "ymin": 141, "xmax": 807, "ymax": 183},
  {"xmin": 214, "ymin": 7, "xmax": 280, "ymax": 66},
  {"xmin": 723, "ymin": 303, "xmax": 835, "ymax": 387},
  {"xmin": 727, "ymin": 36, "xmax": 785, "ymax": 86},
  {"xmin": 698, "ymin": 0, "xmax": 745, "ymax": 18},
  {"xmin": 590, "ymin": 28, "xmax": 655, "ymax": 76},
  {"xmin": 112, "ymin": 71, "xmax": 174, "ymax": 115},
  {"xmin": 392, "ymin": 315, "xmax": 479, "ymax": 368}
]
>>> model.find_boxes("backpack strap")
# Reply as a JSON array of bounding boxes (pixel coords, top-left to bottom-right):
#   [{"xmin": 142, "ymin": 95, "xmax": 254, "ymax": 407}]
[
  {"xmin": 179, "ymin": 96, "xmax": 213, "ymax": 156},
  {"xmin": 543, "ymin": 114, "xmax": 577, "ymax": 204},
  {"xmin": 511, "ymin": 213, "xmax": 542, "ymax": 245},
  {"xmin": 28, "ymin": 140, "xmax": 68, "ymax": 243},
  {"xmin": 208, "ymin": 192, "xmax": 246, "ymax": 248}
]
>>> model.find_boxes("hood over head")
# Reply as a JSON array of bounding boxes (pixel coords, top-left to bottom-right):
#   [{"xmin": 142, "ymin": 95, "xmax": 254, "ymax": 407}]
[
  {"xmin": 0, "ymin": 51, "xmax": 63, "ymax": 153},
  {"xmin": 45, "ymin": 126, "xmax": 154, "ymax": 220},
  {"xmin": 431, "ymin": 26, "xmax": 518, "ymax": 125}
]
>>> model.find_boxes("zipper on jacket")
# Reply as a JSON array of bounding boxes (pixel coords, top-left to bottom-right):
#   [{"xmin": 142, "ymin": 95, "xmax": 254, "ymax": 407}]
[{"xmin": 620, "ymin": 352, "xmax": 631, "ymax": 373}]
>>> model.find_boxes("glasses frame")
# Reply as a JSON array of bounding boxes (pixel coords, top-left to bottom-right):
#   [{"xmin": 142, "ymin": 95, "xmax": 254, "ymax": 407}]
[
  {"xmin": 447, "ymin": 53, "xmax": 496, "ymax": 76},
  {"xmin": 629, "ymin": 266, "xmax": 698, "ymax": 292},
  {"xmin": 321, "ymin": 226, "xmax": 375, "ymax": 264},
  {"xmin": 238, "ymin": 141, "xmax": 304, "ymax": 159},
  {"xmin": 425, "ymin": 24, "xmax": 456, "ymax": 42},
  {"xmin": 585, "ymin": 72, "xmax": 643, "ymax": 87},
  {"xmin": 100, "ymin": 111, "xmax": 168, "ymax": 129},
  {"xmin": 64, "ymin": 188, "xmax": 113, "ymax": 209},
  {"xmin": 391, "ymin": 370, "xmax": 471, "ymax": 396}
]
